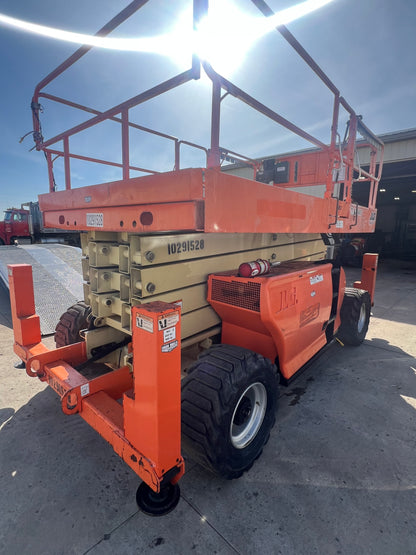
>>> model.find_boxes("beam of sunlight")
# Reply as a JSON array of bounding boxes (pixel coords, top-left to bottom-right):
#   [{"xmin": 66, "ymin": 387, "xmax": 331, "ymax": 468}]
[
  {"xmin": 0, "ymin": 12, "xmax": 169, "ymax": 53},
  {"xmin": 400, "ymin": 395, "xmax": 416, "ymax": 411},
  {"xmin": 0, "ymin": 0, "xmax": 335, "ymax": 74}
]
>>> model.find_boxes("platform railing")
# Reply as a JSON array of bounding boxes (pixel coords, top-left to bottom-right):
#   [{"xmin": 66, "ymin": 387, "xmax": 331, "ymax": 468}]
[{"xmin": 30, "ymin": 0, "xmax": 383, "ymax": 209}]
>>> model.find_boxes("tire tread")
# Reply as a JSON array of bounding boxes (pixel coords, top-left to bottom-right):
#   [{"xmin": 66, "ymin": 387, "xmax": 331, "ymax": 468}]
[
  {"xmin": 54, "ymin": 301, "xmax": 92, "ymax": 347},
  {"xmin": 338, "ymin": 287, "xmax": 371, "ymax": 346},
  {"xmin": 181, "ymin": 344, "xmax": 278, "ymax": 479}
]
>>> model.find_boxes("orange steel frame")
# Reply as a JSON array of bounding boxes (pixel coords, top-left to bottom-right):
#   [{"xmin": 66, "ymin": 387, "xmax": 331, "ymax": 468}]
[
  {"xmin": 12, "ymin": 1, "xmax": 384, "ymax": 495},
  {"xmin": 9, "ymin": 265, "xmax": 184, "ymax": 493}
]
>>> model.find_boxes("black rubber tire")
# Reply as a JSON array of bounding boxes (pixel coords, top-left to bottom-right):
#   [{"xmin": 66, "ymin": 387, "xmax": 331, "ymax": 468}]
[
  {"xmin": 136, "ymin": 482, "xmax": 180, "ymax": 516},
  {"xmin": 181, "ymin": 344, "xmax": 278, "ymax": 479},
  {"xmin": 54, "ymin": 301, "xmax": 92, "ymax": 348},
  {"xmin": 337, "ymin": 287, "xmax": 371, "ymax": 346}
]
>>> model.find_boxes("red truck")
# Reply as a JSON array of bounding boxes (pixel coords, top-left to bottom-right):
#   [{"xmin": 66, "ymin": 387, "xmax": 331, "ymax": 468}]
[{"xmin": 0, "ymin": 202, "xmax": 79, "ymax": 246}]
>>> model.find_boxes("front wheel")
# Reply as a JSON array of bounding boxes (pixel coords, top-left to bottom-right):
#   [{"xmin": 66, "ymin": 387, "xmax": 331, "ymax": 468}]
[
  {"xmin": 337, "ymin": 287, "xmax": 371, "ymax": 346},
  {"xmin": 181, "ymin": 344, "xmax": 278, "ymax": 479}
]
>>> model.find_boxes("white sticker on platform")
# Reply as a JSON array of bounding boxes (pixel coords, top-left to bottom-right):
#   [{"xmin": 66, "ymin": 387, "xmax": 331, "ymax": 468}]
[
  {"xmin": 80, "ymin": 383, "xmax": 90, "ymax": 397},
  {"xmin": 310, "ymin": 274, "xmax": 324, "ymax": 285},
  {"xmin": 163, "ymin": 327, "xmax": 176, "ymax": 343},
  {"xmin": 336, "ymin": 220, "xmax": 344, "ymax": 228},
  {"xmin": 86, "ymin": 213, "xmax": 104, "ymax": 227}
]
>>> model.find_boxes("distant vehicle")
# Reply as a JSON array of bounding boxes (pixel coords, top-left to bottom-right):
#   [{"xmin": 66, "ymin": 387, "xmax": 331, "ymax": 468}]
[{"xmin": 0, "ymin": 202, "xmax": 79, "ymax": 246}]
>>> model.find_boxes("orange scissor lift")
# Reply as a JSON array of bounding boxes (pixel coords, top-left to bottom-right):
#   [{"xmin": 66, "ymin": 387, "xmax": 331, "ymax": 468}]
[{"xmin": 9, "ymin": 0, "xmax": 384, "ymax": 515}]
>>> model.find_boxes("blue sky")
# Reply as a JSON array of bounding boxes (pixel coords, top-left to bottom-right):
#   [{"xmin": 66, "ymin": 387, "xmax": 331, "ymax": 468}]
[{"xmin": 0, "ymin": 0, "xmax": 415, "ymax": 217}]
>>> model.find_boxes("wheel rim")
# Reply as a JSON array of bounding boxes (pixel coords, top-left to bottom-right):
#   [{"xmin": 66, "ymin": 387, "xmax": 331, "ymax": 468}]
[
  {"xmin": 230, "ymin": 382, "xmax": 267, "ymax": 449},
  {"xmin": 357, "ymin": 303, "xmax": 367, "ymax": 333}
]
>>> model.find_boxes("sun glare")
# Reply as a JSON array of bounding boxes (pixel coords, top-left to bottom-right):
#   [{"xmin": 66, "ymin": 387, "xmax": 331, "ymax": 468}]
[{"xmin": 0, "ymin": 0, "xmax": 335, "ymax": 75}]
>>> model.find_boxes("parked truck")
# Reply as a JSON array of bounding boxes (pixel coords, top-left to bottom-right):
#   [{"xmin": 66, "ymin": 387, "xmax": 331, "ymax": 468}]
[
  {"xmin": 8, "ymin": 0, "xmax": 384, "ymax": 516},
  {"xmin": 0, "ymin": 202, "xmax": 79, "ymax": 246}
]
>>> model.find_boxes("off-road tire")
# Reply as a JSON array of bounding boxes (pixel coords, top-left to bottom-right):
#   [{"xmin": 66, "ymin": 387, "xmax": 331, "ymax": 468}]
[
  {"xmin": 181, "ymin": 344, "xmax": 278, "ymax": 479},
  {"xmin": 54, "ymin": 301, "xmax": 92, "ymax": 348},
  {"xmin": 338, "ymin": 287, "xmax": 371, "ymax": 346}
]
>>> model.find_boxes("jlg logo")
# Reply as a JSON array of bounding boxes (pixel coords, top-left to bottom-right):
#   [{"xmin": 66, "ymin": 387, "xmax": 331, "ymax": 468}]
[{"xmin": 276, "ymin": 287, "xmax": 297, "ymax": 313}]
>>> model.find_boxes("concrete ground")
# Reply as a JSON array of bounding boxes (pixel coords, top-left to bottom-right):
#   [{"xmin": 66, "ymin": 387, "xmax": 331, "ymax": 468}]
[{"xmin": 0, "ymin": 260, "xmax": 415, "ymax": 555}]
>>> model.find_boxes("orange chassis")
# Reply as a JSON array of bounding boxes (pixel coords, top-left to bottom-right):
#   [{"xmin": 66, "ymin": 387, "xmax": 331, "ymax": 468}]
[
  {"xmin": 9, "ymin": 263, "xmax": 184, "ymax": 494},
  {"xmin": 8, "ymin": 244, "xmax": 378, "ymax": 501}
]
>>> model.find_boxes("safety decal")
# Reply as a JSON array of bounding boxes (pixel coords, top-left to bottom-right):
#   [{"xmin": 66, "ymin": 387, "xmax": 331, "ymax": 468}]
[
  {"xmin": 158, "ymin": 312, "xmax": 179, "ymax": 330},
  {"xmin": 310, "ymin": 274, "xmax": 324, "ymax": 285},
  {"xmin": 136, "ymin": 314, "xmax": 154, "ymax": 333},
  {"xmin": 163, "ymin": 327, "xmax": 176, "ymax": 343},
  {"xmin": 162, "ymin": 340, "xmax": 178, "ymax": 353}
]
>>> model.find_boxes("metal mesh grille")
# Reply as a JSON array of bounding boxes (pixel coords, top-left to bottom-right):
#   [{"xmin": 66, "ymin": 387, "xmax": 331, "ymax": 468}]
[{"xmin": 211, "ymin": 278, "xmax": 261, "ymax": 312}]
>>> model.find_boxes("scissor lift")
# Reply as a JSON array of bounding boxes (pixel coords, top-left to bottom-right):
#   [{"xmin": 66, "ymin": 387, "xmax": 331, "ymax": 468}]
[{"xmin": 9, "ymin": 0, "xmax": 383, "ymax": 515}]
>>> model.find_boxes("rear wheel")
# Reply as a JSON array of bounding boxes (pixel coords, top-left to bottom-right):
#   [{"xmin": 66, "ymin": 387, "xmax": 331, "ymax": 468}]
[
  {"xmin": 54, "ymin": 301, "xmax": 92, "ymax": 348},
  {"xmin": 181, "ymin": 344, "xmax": 278, "ymax": 479},
  {"xmin": 338, "ymin": 287, "xmax": 371, "ymax": 346}
]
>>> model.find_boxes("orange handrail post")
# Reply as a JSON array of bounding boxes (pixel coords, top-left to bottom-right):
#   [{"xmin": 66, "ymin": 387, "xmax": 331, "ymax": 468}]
[
  {"xmin": 123, "ymin": 302, "xmax": 185, "ymax": 487},
  {"xmin": 8, "ymin": 264, "xmax": 42, "ymax": 352},
  {"xmin": 354, "ymin": 253, "xmax": 379, "ymax": 305}
]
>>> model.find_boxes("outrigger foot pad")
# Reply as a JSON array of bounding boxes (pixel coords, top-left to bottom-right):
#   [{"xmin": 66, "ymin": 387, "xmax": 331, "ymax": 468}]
[{"xmin": 136, "ymin": 482, "xmax": 180, "ymax": 516}]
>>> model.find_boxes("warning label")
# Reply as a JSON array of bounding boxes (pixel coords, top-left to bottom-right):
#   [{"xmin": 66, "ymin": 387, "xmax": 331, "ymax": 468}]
[
  {"xmin": 158, "ymin": 312, "xmax": 179, "ymax": 331},
  {"xmin": 136, "ymin": 314, "xmax": 154, "ymax": 333}
]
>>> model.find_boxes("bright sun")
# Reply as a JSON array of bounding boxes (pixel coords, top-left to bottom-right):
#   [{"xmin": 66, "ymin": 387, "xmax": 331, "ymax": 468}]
[{"xmin": 0, "ymin": 0, "xmax": 334, "ymax": 76}]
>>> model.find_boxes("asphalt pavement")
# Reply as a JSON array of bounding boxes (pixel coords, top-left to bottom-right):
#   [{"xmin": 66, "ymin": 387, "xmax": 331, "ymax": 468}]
[{"xmin": 0, "ymin": 260, "xmax": 415, "ymax": 554}]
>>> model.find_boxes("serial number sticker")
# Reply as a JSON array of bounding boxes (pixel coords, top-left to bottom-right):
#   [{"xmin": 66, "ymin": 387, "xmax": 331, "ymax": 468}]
[
  {"xmin": 370, "ymin": 211, "xmax": 376, "ymax": 221},
  {"xmin": 136, "ymin": 314, "xmax": 154, "ymax": 333},
  {"xmin": 335, "ymin": 220, "xmax": 344, "ymax": 228},
  {"xmin": 158, "ymin": 313, "xmax": 179, "ymax": 330},
  {"xmin": 163, "ymin": 327, "xmax": 176, "ymax": 343},
  {"xmin": 86, "ymin": 213, "xmax": 104, "ymax": 227},
  {"xmin": 161, "ymin": 340, "xmax": 178, "ymax": 353},
  {"xmin": 80, "ymin": 384, "xmax": 90, "ymax": 397},
  {"xmin": 310, "ymin": 274, "xmax": 324, "ymax": 285},
  {"xmin": 167, "ymin": 239, "xmax": 205, "ymax": 255}
]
